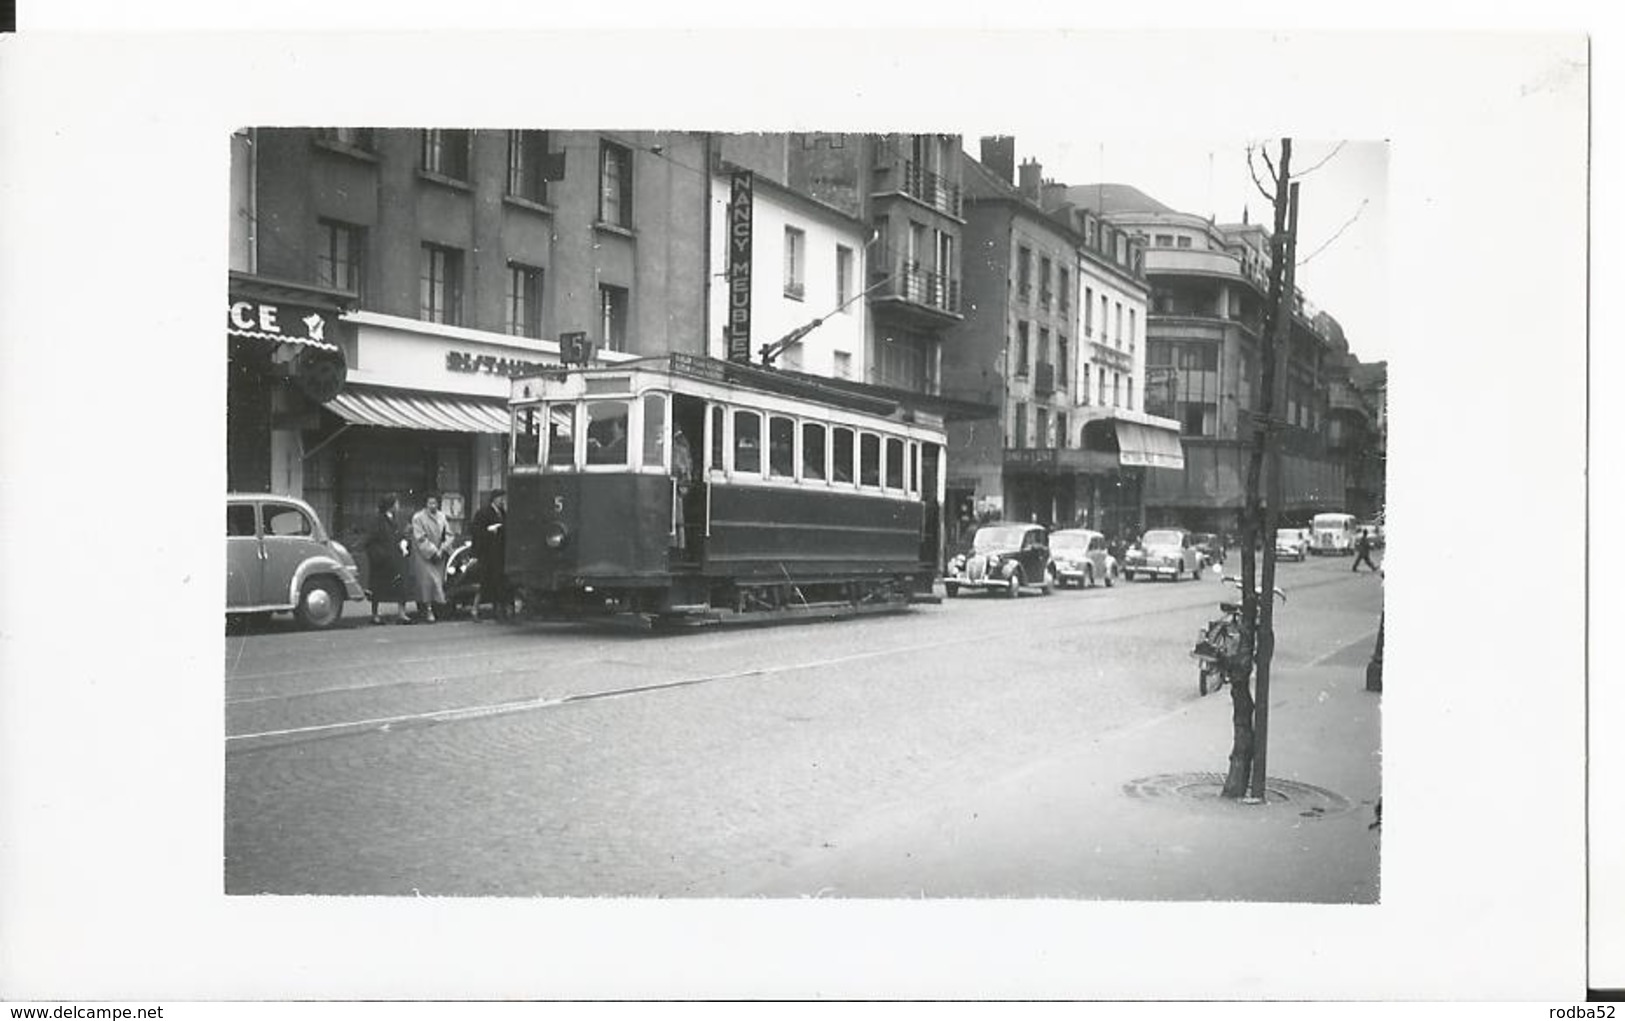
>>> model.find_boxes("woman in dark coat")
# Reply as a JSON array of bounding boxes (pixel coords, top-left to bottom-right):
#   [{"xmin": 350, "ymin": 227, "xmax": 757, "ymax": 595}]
[{"xmin": 364, "ymin": 493, "xmax": 410, "ymax": 624}]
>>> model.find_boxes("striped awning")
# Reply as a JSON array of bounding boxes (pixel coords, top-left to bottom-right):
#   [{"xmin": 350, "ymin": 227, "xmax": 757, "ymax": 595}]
[
  {"xmin": 1114, "ymin": 420, "xmax": 1185, "ymax": 470},
  {"xmin": 326, "ymin": 386, "xmax": 509, "ymax": 434}
]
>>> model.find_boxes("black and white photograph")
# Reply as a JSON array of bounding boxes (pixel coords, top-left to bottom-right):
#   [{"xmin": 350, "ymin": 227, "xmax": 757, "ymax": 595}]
[
  {"xmin": 222, "ymin": 127, "xmax": 1389, "ymax": 905},
  {"xmin": 0, "ymin": 8, "xmax": 1604, "ymax": 1008}
]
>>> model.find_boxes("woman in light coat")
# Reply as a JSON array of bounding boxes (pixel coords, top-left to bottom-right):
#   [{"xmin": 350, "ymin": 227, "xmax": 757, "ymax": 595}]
[{"xmin": 408, "ymin": 494, "xmax": 455, "ymax": 623}]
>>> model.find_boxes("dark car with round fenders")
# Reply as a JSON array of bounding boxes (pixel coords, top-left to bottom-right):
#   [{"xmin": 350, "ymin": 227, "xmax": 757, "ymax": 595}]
[{"xmin": 945, "ymin": 523, "xmax": 1053, "ymax": 598}]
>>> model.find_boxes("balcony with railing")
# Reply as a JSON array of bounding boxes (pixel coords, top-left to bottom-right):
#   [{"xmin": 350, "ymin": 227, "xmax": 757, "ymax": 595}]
[
  {"xmin": 1144, "ymin": 246, "xmax": 1247, "ymax": 280},
  {"xmin": 869, "ymin": 260, "xmax": 962, "ymax": 321},
  {"xmin": 901, "ymin": 160, "xmax": 962, "ymax": 217}
]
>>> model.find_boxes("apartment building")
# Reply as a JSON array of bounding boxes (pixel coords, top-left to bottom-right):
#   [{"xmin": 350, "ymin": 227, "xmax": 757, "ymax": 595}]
[
  {"xmin": 1059, "ymin": 182, "xmax": 1357, "ymax": 533},
  {"xmin": 228, "ymin": 127, "xmax": 709, "ymax": 543},
  {"xmin": 942, "ymin": 141, "xmax": 1182, "ymax": 539}
]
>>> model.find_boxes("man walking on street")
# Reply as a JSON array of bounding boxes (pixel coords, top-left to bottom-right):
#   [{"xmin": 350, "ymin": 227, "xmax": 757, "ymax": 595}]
[
  {"xmin": 1351, "ymin": 528, "xmax": 1377, "ymax": 572},
  {"xmin": 469, "ymin": 489, "xmax": 510, "ymax": 621}
]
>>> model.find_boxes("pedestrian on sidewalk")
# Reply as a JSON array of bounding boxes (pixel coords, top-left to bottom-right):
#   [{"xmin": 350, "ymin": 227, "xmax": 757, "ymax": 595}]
[
  {"xmin": 1351, "ymin": 528, "xmax": 1377, "ymax": 572},
  {"xmin": 409, "ymin": 494, "xmax": 455, "ymax": 623},
  {"xmin": 364, "ymin": 494, "xmax": 411, "ymax": 625},
  {"xmin": 468, "ymin": 489, "xmax": 509, "ymax": 621}
]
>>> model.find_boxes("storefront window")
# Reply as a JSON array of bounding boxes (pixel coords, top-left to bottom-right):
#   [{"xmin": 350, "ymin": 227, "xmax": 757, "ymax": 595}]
[
  {"xmin": 545, "ymin": 404, "xmax": 576, "ymax": 468},
  {"xmin": 585, "ymin": 400, "xmax": 630, "ymax": 466}
]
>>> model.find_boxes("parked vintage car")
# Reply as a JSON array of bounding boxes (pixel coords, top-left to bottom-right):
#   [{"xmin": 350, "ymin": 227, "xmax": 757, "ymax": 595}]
[
  {"xmin": 1048, "ymin": 528, "xmax": 1117, "ymax": 588},
  {"xmin": 1357, "ymin": 520, "xmax": 1386, "ymax": 548},
  {"xmin": 226, "ymin": 493, "xmax": 366, "ymax": 629},
  {"xmin": 1274, "ymin": 527, "xmax": 1310, "ymax": 562},
  {"xmin": 1121, "ymin": 528, "xmax": 1205, "ymax": 582},
  {"xmin": 945, "ymin": 523, "xmax": 1053, "ymax": 598},
  {"xmin": 1191, "ymin": 532, "xmax": 1226, "ymax": 568}
]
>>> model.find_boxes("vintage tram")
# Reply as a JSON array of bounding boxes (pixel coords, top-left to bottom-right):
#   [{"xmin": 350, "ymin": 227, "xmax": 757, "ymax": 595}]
[{"xmin": 504, "ymin": 353, "xmax": 947, "ymax": 624}]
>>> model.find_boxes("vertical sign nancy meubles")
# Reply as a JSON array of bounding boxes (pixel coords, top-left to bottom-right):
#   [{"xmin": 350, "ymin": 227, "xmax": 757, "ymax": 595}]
[{"xmin": 726, "ymin": 170, "xmax": 754, "ymax": 363}]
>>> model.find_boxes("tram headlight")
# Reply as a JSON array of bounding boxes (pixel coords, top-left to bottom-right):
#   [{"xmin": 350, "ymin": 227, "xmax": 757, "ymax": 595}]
[{"xmin": 543, "ymin": 521, "xmax": 569, "ymax": 550}]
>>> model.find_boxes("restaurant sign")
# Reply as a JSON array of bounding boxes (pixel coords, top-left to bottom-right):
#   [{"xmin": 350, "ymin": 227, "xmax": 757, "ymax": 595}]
[{"xmin": 446, "ymin": 351, "xmax": 552, "ymax": 377}]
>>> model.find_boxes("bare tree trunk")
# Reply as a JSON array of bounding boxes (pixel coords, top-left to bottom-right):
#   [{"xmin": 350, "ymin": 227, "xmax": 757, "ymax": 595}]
[
  {"xmin": 1223, "ymin": 139, "xmax": 1293, "ymax": 799},
  {"xmin": 1249, "ymin": 179, "xmax": 1300, "ymax": 802}
]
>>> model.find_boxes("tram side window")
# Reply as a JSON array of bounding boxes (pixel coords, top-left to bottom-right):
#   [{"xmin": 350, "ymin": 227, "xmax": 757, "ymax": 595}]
[
  {"xmin": 831, "ymin": 427, "xmax": 855, "ymax": 484},
  {"xmin": 885, "ymin": 437, "xmax": 905, "ymax": 490},
  {"xmin": 515, "ymin": 407, "xmax": 541, "ymax": 466},
  {"xmin": 768, "ymin": 415, "xmax": 795, "ymax": 479},
  {"xmin": 642, "ymin": 393, "xmax": 667, "ymax": 468},
  {"xmin": 908, "ymin": 441, "xmax": 920, "ymax": 495},
  {"xmin": 585, "ymin": 400, "xmax": 630, "ymax": 466},
  {"xmin": 545, "ymin": 405, "xmax": 576, "ymax": 468},
  {"xmin": 709, "ymin": 405, "xmax": 726, "ymax": 473},
  {"xmin": 802, "ymin": 422, "xmax": 827, "ymax": 481},
  {"xmin": 733, "ymin": 410, "xmax": 762, "ymax": 475},
  {"xmin": 859, "ymin": 433, "xmax": 881, "ymax": 488}
]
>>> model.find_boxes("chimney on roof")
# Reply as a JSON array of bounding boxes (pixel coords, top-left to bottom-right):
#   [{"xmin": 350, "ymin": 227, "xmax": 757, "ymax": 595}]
[
  {"xmin": 1040, "ymin": 180, "xmax": 1069, "ymax": 212},
  {"xmin": 980, "ymin": 136, "xmax": 1015, "ymax": 185},
  {"xmin": 1018, "ymin": 158, "xmax": 1042, "ymax": 200}
]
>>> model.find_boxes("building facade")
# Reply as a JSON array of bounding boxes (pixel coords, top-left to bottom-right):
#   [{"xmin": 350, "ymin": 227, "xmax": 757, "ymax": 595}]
[
  {"xmin": 707, "ymin": 140, "xmax": 871, "ymax": 378},
  {"xmin": 229, "ymin": 129, "xmax": 987, "ymax": 575},
  {"xmin": 228, "ymin": 127, "xmax": 708, "ymax": 550},
  {"xmin": 784, "ymin": 132, "xmax": 967, "ymax": 395},
  {"xmin": 943, "ymin": 140, "xmax": 1182, "ymax": 542},
  {"xmin": 1062, "ymin": 184, "xmax": 1355, "ymax": 534}
]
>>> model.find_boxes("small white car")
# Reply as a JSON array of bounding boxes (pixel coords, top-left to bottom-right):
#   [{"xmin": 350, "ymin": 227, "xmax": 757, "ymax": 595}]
[
  {"xmin": 1047, "ymin": 528, "xmax": 1117, "ymax": 589},
  {"xmin": 1274, "ymin": 527, "xmax": 1310, "ymax": 562},
  {"xmin": 1122, "ymin": 528, "xmax": 1204, "ymax": 582}
]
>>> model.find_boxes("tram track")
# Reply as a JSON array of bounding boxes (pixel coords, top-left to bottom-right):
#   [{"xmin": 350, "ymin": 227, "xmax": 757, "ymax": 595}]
[{"xmin": 224, "ymin": 567, "xmax": 1365, "ymax": 753}]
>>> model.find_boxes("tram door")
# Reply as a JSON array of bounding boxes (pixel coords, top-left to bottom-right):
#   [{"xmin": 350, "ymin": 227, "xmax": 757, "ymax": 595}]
[
  {"xmin": 921, "ymin": 443, "xmax": 943, "ymax": 572},
  {"xmin": 672, "ymin": 395, "xmax": 707, "ymax": 562}
]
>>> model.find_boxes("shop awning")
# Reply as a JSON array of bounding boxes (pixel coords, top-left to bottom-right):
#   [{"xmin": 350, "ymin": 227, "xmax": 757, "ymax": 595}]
[
  {"xmin": 326, "ymin": 385, "xmax": 509, "ymax": 434},
  {"xmin": 1114, "ymin": 420, "xmax": 1185, "ymax": 470}
]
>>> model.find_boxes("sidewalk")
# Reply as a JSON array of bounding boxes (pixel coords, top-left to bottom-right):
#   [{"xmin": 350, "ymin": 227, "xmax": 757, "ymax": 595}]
[{"xmin": 747, "ymin": 635, "xmax": 1383, "ymax": 902}]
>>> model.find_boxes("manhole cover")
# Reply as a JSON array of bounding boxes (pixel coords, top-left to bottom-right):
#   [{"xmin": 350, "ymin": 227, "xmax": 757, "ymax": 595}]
[{"xmin": 1123, "ymin": 772, "xmax": 1354, "ymax": 818}]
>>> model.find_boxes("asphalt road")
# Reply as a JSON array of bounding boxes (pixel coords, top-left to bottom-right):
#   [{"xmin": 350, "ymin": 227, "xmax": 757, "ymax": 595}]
[{"xmin": 224, "ymin": 550, "xmax": 1384, "ymax": 896}]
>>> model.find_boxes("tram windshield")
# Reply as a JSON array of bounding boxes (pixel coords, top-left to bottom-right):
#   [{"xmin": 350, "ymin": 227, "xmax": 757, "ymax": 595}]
[
  {"xmin": 585, "ymin": 400, "xmax": 630, "ymax": 466},
  {"xmin": 545, "ymin": 405, "xmax": 575, "ymax": 467}
]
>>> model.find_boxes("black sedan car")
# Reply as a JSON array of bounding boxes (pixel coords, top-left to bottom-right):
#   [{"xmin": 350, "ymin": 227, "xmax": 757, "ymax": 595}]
[{"xmin": 944, "ymin": 523, "xmax": 1053, "ymax": 598}]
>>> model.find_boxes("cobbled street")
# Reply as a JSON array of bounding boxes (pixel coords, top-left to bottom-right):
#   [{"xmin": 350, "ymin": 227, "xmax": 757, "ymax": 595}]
[{"xmin": 225, "ymin": 553, "xmax": 1382, "ymax": 896}]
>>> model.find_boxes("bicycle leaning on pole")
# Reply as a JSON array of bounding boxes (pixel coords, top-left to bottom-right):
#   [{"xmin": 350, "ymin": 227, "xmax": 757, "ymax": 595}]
[{"xmin": 1191, "ymin": 575, "xmax": 1286, "ymax": 696}]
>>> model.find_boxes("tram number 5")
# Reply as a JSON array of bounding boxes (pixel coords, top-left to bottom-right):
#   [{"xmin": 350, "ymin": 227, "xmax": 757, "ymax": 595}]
[{"xmin": 552, "ymin": 495, "xmax": 566, "ymax": 514}]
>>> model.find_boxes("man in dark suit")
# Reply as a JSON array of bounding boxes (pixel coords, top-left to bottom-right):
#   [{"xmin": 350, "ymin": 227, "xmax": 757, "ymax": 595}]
[{"xmin": 469, "ymin": 490, "xmax": 510, "ymax": 620}]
